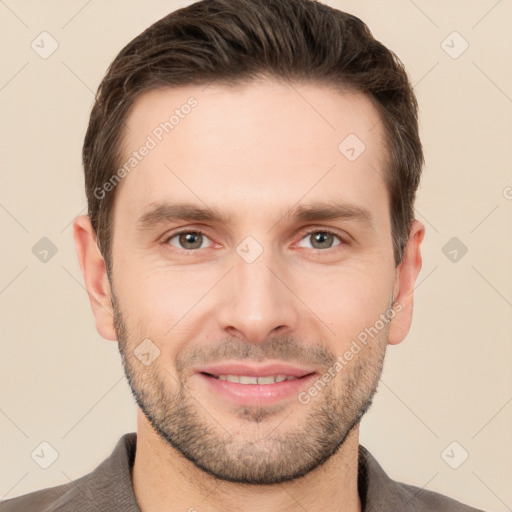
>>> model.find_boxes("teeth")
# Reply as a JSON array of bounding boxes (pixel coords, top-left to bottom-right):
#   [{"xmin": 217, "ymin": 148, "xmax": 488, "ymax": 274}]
[
  {"xmin": 213, "ymin": 374, "xmax": 298, "ymax": 385},
  {"xmin": 257, "ymin": 376, "xmax": 277, "ymax": 385},
  {"xmin": 239, "ymin": 375, "xmax": 258, "ymax": 384}
]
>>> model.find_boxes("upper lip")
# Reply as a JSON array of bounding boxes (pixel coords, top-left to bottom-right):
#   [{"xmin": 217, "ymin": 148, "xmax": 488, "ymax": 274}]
[{"xmin": 195, "ymin": 361, "xmax": 316, "ymax": 378}]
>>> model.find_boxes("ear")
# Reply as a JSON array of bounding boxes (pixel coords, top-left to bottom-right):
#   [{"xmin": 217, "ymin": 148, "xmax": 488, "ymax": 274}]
[
  {"xmin": 388, "ymin": 220, "xmax": 425, "ymax": 346},
  {"xmin": 73, "ymin": 214, "xmax": 117, "ymax": 341}
]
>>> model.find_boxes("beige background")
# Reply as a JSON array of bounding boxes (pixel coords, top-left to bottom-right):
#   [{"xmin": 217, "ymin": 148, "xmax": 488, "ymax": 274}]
[{"xmin": 1, "ymin": 1, "xmax": 511, "ymax": 510}]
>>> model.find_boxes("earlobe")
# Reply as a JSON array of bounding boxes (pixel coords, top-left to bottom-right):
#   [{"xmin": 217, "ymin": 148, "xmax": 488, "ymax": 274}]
[
  {"xmin": 387, "ymin": 220, "xmax": 425, "ymax": 346},
  {"xmin": 73, "ymin": 214, "xmax": 117, "ymax": 341}
]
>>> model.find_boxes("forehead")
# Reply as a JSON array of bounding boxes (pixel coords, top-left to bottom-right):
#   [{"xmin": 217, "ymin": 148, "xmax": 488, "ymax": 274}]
[{"xmin": 114, "ymin": 79, "xmax": 389, "ymax": 228}]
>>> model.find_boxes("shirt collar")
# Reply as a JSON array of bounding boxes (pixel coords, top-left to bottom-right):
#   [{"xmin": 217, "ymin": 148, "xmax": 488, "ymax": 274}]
[{"xmin": 96, "ymin": 432, "xmax": 425, "ymax": 511}]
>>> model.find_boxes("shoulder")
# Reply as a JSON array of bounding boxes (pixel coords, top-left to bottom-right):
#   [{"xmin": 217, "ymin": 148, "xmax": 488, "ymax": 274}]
[
  {"xmin": 397, "ymin": 481, "xmax": 486, "ymax": 511},
  {"xmin": 358, "ymin": 445, "xmax": 485, "ymax": 511},
  {"xmin": 0, "ymin": 433, "xmax": 139, "ymax": 512},
  {"xmin": 0, "ymin": 473, "xmax": 94, "ymax": 512}
]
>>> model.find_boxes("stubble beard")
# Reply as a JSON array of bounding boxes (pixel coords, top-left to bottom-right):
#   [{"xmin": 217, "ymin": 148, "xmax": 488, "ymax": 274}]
[{"xmin": 113, "ymin": 292, "xmax": 388, "ymax": 485}]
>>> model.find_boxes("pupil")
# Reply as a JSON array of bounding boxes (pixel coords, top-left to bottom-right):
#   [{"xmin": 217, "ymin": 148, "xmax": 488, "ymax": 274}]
[
  {"xmin": 314, "ymin": 232, "xmax": 331, "ymax": 248},
  {"xmin": 177, "ymin": 232, "xmax": 333, "ymax": 250},
  {"xmin": 181, "ymin": 232, "xmax": 201, "ymax": 249}
]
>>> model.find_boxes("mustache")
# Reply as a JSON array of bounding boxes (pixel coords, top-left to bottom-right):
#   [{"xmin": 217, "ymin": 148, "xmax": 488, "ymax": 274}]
[{"xmin": 175, "ymin": 336, "xmax": 337, "ymax": 372}]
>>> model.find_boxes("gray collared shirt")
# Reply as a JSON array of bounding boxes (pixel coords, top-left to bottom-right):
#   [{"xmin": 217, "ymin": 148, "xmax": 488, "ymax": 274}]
[{"xmin": 0, "ymin": 432, "xmax": 484, "ymax": 511}]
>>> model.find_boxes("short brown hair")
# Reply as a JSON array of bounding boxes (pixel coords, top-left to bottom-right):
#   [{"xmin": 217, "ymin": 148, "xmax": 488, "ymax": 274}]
[{"xmin": 83, "ymin": 0, "xmax": 423, "ymax": 273}]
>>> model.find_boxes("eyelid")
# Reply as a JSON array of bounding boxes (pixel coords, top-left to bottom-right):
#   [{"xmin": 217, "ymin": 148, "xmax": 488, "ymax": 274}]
[
  {"xmin": 162, "ymin": 226, "xmax": 349, "ymax": 251},
  {"xmin": 295, "ymin": 227, "xmax": 347, "ymax": 248},
  {"xmin": 163, "ymin": 228, "xmax": 216, "ymax": 249}
]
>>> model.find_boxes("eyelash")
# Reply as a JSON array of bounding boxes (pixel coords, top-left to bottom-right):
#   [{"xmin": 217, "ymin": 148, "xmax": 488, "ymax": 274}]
[{"xmin": 162, "ymin": 228, "xmax": 347, "ymax": 252}]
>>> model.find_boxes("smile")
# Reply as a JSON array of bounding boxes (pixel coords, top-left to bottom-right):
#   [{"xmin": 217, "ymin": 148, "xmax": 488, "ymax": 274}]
[{"xmin": 206, "ymin": 374, "xmax": 298, "ymax": 384}]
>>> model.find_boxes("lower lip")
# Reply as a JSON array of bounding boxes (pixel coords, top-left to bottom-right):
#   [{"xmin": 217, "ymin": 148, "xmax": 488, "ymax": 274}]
[{"xmin": 196, "ymin": 373, "xmax": 317, "ymax": 406}]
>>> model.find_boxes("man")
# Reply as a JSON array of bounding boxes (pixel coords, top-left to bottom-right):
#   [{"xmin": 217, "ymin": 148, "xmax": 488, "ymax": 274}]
[{"xmin": 0, "ymin": 0, "xmax": 483, "ymax": 510}]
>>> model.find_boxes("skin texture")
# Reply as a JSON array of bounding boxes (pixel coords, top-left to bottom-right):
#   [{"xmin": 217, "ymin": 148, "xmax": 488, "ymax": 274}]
[{"xmin": 74, "ymin": 79, "xmax": 424, "ymax": 512}]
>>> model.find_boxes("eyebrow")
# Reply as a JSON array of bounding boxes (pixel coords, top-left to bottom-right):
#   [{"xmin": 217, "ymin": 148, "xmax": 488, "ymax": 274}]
[{"xmin": 136, "ymin": 200, "xmax": 374, "ymax": 232}]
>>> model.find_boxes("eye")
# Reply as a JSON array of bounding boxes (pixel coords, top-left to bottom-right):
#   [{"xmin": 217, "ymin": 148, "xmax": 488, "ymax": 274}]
[
  {"xmin": 296, "ymin": 229, "xmax": 343, "ymax": 250},
  {"xmin": 163, "ymin": 228, "xmax": 345, "ymax": 252},
  {"xmin": 165, "ymin": 230, "xmax": 213, "ymax": 250}
]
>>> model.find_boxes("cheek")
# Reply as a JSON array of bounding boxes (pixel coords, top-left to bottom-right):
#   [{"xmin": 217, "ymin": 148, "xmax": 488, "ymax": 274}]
[
  {"xmin": 113, "ymin": 261, "xmax": 208, "ymax": 348},
  {"xmin": 297, "ymin": 264, "xmax": 393, "ymax": 339},
  {"xmin": 114, "ymin": 247, "xmax": 184, "ymax": 307},
  {"xmin": 113, "ymin": 239, "xmax": 394, "ymax": 349}
]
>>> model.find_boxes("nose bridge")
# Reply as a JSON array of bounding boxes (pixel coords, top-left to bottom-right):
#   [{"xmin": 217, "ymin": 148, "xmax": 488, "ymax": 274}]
[{"xmin": 216, "ymin": 238, "xmax": 299, "ymax": 343}]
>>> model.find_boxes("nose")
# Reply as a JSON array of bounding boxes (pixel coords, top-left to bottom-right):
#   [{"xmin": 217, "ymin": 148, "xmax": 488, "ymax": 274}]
[{"xmin": 215, "ymin": 247, "xmax": 301, "ymax": 344}]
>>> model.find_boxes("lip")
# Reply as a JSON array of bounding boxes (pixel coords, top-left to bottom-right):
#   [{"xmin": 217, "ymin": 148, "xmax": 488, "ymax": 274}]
[
  {"xmin": 193, "ymin": 361, "xmax": 318, "ymax": 407},
  {"xmin": 194, "ymin": 362, "xmax": 316, "ymax": 378}
]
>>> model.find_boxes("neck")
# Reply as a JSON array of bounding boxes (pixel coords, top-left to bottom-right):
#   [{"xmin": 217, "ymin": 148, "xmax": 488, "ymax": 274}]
[{"xmin": 132, "ymin": 410, "xmax": 361, "ymax": 512}]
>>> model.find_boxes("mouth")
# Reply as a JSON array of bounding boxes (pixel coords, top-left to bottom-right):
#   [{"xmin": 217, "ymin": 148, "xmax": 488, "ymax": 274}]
[
  {"xmin": 203, "ymin": 373, "xmax": 301, "ymax": 384},
  {"xmin": 194, "ymin": 362, "xmax": 318, "ymax": 406}
]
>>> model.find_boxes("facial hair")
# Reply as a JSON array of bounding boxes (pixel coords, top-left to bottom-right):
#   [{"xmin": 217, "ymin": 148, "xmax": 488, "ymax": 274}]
[{"xmin": 112, "ymin": 290, "xmax": 389, "ymax": 485}]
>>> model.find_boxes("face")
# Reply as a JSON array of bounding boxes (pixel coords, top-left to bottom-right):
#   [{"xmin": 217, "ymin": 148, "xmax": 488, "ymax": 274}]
[{"xmin": 92, "ymin": 79, "xmax": 418, "ymax": 484}]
